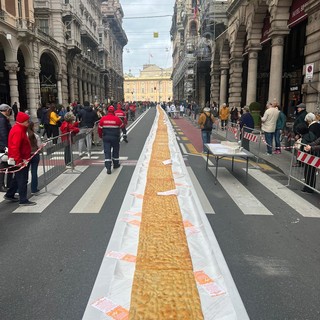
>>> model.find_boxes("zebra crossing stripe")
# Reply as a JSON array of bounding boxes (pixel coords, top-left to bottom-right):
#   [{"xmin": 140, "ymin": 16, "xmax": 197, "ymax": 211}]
[
  {"xmin": 70, "ymin": 167, "xmax": 122, "ymax": 214},
  {"xmin": 187, "ymin": 167, "xmax": 215, "ymax": 214},
  {"xmin": 13, "ymin": 166, "xmax": 88, "ymax": 213},
  {"xmin": 247, "ymin": 169, "xmax": 320, "ymax": 218},
  {"xmin": 209, "ymin": 167, "xmax": 273, "ymax": 215}
]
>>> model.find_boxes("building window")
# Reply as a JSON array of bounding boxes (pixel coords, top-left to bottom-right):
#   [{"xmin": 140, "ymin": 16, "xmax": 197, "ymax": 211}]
[{"xmin": 38, "ymin": 18, "xmax": 49, "ymax": 34}]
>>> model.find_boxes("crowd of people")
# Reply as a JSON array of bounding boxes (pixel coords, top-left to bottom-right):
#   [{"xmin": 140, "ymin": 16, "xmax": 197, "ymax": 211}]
[
  {"xmin": 1, "ymin": 98, "xmax": 319, "ymax": 206},
  {"xmin": 0, "ymin": 100, "xmax": 146, "ymax": 205},
  {"xmin": 161, "ymin": 99, "xmax": 320, "ymax": 194}
]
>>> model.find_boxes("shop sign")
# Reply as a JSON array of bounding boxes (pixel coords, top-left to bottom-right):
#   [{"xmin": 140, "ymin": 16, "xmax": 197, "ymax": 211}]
[
  {"xmin": 288, "ymin": 0, "xmax": 308, "ymax": 28},
  {"xmin": 305, "ymin": 63, "xmax": 314, "ymax": 80}
]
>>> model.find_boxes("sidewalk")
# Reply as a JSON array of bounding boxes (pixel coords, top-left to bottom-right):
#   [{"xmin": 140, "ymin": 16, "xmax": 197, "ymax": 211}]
[{"xmin": 178, "ymin": 115, "xmax": 293, "ymax": 176}]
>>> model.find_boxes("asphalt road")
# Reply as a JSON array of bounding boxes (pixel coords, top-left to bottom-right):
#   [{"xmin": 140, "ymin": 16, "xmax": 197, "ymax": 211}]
[{"xmin": 0, "ymin": 107, "xmax": 319, "ymax": 320}]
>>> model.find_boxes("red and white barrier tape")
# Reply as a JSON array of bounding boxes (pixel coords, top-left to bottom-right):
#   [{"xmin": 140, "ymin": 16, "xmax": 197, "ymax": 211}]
[
  {"xmin": 0, "ymin": 142, "xmax": 47, "ymax": 174},
  {"xmin": 227, "ymin": 126, "xmax": 238, "ymax": 139},
  {"xmin": 260, "ymin": 135, "xmax": 294, "ymax": 150},
  {"xmin": 297, "ymin": 151, "xmax": 320, "ymax": 168},
  {"xmin": 243, "ymin": 132, "xmax": 258, "ymax": 143}
]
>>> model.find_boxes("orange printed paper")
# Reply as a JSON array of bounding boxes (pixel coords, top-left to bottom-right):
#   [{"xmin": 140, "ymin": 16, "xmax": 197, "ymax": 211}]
[
  {"xmin": 122, "ymin": 254, "xmax": 137, "ymax": 263},
  {"xmin": 194, "ymin": 270, "xmax": 213, "ymax": 285},
  {"xmin": 106, "ymin": 305, "xmax": 129, "ymax": 320}
]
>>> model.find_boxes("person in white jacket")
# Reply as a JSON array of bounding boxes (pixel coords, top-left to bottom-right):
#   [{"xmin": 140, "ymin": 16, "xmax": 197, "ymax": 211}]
[{"xmin": 261, "ymin": 102, "xmax": 280, "ymax": 155}]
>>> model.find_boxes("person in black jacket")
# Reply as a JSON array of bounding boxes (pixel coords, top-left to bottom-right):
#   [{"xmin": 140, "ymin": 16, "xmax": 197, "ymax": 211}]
[
  {"xmin": 293, "ymin": 103, "xmax": 308, "ymax": 136},
  {"xmin": 78, "ymin": 101, "xmax": 98, "ymax": 158},
  {"xmin": 239, "ymin": 106, "xmax": 254, "ymax": 151},
  {"xmin": 0, "ymin": 104, "xmax": 13, "ymax": 192},
  {"xmin": 305, "ymin": 112, "xmax": 320, "ymax": 139},
  {"xmin": 12, "ymin": 102, "xmax": 18, "ymax": 121}
]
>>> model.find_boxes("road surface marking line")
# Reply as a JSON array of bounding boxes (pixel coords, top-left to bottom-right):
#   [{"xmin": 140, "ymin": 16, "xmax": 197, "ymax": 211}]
[
  {"xmin": 185, "ymin": 143, "xmax": 199, "ymax": 154},
  {"xmin": 179, "ymin": 143, "xmax": 187, "ymax": 154},
  {"xmin": 13, "ymin": 166, "xmax": 88, "ymax": 213},
  {"xmin": 247, "ymin": 169, "xmax": 320, "ymax": 218},
  {"xmin": 187, "ymin": 167, "xmax": 215, "ymax": 214},
  {"xmin": 209, "ymin": 167, "xmax": 273, "ymax": 215},
  {"xmin": 70, "ymin": 167, "xmax": 122, "ymax": 213}
]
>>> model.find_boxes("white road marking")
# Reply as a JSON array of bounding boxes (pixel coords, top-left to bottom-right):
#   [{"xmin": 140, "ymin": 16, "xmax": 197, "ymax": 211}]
[
  {"xmin": 13, "ymin": 166, "xmax": 88, "ymax": 213},
  {"xmin": 201, "ymin": 154, "xmax": 214, "ymax": 167},
  {"xmin": 179, "ymin": 142, "xmax": 187, "ymax": 154},
  {"xmin": 70, "ymin": 167, "xmax": 122, "ymax": 213},
  {"xmin": 248, "ymin": 168, "xmax": 320, "ymax": 218},
  {"xmin": 187, "ymin": 167, "xmax": 215, "ymax": 214},
  {"xmin": 209, "ymin": 167, "xmax": 273, "ymax": 215}
]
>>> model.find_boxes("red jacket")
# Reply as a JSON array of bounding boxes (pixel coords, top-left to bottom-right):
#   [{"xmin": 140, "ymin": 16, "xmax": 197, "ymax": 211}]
[
  {"xmin": 98, "ymin": 113, "xmax": 124, "ymax": 138},
  {"xmin": 114, "ymin": 108, "xmax": 127, "ymax": 126},
  {"xmin": 60, "ymin": 121, "xmax": 79, "ymax": 143},
  {"xmin": 8, "ymin": 122, "xmax": 31, "ymax": 165}
]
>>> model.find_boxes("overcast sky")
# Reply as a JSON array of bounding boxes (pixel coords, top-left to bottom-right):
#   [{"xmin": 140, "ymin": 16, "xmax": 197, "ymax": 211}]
[{"xmin": 121, "ymin": 0, "xmax": 175, "ymax": 76}]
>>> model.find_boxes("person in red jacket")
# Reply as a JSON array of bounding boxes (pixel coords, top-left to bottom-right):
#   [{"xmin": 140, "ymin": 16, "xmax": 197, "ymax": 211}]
[
  {"xmin": 4, "ymin": 112, "xmax": 36, "ymax": 206},
  {"xmin": 60, "ymin": 112, "xmax": 80, "ymax": 166},
  {"xmin": 114, "ymin": 103, "xmax": 128, "ymax": 143},
  {"xmin": 98, "ymin": 106, "xmax": 124, "ymax": 174}
]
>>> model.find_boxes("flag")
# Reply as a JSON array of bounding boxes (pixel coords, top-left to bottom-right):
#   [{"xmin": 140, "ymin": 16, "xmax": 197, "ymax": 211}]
[
  {"xmin": 153, "ymin": 32, "xmax": 159, "ymax": 38},
  {"xmin": 150, "ymin": 53, "xmax": 153, "ymax": 58}
]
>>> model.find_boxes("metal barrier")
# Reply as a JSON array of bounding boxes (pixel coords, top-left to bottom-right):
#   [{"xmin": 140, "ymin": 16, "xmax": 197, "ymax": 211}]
[
  {"xmin": 40, "ymin": 124, "xmax": 97, "ymax": 192},
  {"xmin": 287, "ymin": 142, "xmax": 320, "ymax": 194}
]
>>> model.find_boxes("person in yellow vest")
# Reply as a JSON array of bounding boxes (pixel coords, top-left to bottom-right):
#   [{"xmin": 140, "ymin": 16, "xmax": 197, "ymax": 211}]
[{"xmin": 219, "ymin": 103, "xmax": 230, "ymax": 130}]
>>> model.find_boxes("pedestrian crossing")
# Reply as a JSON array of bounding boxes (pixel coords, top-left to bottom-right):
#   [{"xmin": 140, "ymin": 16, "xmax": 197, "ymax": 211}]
[
  {"xmin": 70, "ymin": 167, "xmax": 122, "ymax": 214},
  {"xmin": 1, "ymin": 159, "xmax": 319, "ymax": 219}
]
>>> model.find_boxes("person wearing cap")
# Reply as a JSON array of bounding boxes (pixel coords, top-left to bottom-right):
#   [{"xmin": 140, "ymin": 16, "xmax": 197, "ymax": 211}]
[
  {"xmin": 114, "ymin": 103, "xmax": 128, "ymax": 143},
  {"xmin": 198, "ymin": 107, "xmax": 215, "ymax": 153},
  {"xmin": 4, "ymin": 112, "xmax": 36, "ymax": 206},
  {"xmin": 0, "ymin": 104, "xmax": 13, "ymax": 192},
  {"xmin": 293, "ymin": 103, "xmax": 307, "ymax": 136},
  {"xmin": 98, "ymin": 106, "xmax": 124, "ymax": 174},
  {"xmin": 60, "ymin": 112, "xmax": 80, "ymax": 166}
]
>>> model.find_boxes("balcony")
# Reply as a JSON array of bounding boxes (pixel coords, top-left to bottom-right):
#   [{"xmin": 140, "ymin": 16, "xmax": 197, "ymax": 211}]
[
  {"xmin": 16, "ymin": 18, "xmax": 35, "ymax": 39},
  {"xmin": 0, "ymin": 9, "xmax": 17, "ymax": 28},
  {"xmin": 80, "ymin": 25, "xmax": 99, "ymax": 46},
  {"xmin": 62, "ymin": 0, "xmax": 82, "ymax": 24},
  {"xmin": 101, "ymin": 12, "xmax": 127, "ymax": 46},
  {"xmin": 34, "ymin": 0, "xmax": 51, "ymax": 12},
  {"xmin": 66, "ymin": 39, "xmax": 82, "ymax": 56}
]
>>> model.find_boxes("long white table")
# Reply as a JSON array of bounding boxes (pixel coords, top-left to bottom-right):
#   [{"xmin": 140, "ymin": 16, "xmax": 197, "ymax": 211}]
[{"xmin": 205, "ymin": 143, "xmax": 255, "ymax": 184}]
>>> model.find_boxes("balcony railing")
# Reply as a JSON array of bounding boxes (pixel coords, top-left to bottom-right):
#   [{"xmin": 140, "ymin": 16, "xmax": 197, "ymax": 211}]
[
  {"xmin": 0, "ymin": 9, "xmax": 17, "ymax": 27},
  {"xmin": 34, "ymin": 0, "xmax": 51, "ymax": 9}
]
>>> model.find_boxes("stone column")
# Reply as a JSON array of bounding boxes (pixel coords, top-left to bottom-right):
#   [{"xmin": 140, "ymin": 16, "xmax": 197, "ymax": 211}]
[
  {"xmin": 57, "ymin": 76, "xmax": 63, "ymax": 104},
  {"xmin": 211, "ymin": 59, "xmax": 220, "ymax": 104},
  {"xmin": 219, "ymin": 68, "xmax": 228, "ymax": 105},
  {"xmin": 268, "ymin": 35, "xmax": 285, "ymax": 104},
  {"xmin": 84, "ymin": 81, "xmax": 89, "ymax": 102},
  {"xmin": 5, "ymin": 62, "xmax": 20, "ymax": 107},
  {"xmin": 246, "ymin": 49, "xmax": 259, "ymax": 105},
  {"xmin": 228, "ymin": 56, "xmax": 243, "ymax": 106},
  {"xmin": 25, "ymin": 68, "xmax": 38, "ymax": 119}
]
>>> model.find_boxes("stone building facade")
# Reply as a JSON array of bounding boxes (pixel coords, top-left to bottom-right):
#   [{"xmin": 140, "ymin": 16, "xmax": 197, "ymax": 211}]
[
  {"xmin": 171, "ymin": 0, "xmax": 320, "ymax": 116},
  {"xmin": 124, "ymin": 65, "xmax": 172, "ymax": 103},
  {"xmin": 0, "ymin": 0, "xmax": 127, "ymax": 119},
  {"xmin": 170, "ymin": 0, "xmax": 227, "ymax": 108}
]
